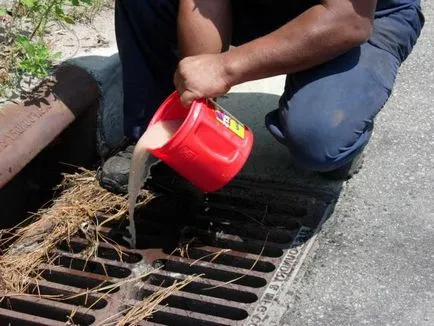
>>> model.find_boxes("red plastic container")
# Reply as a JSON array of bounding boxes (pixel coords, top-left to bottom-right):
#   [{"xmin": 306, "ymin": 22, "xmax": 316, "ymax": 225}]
[{"xmin": 148, "ymin": 91, "xmax": 254, "ymax": 192}]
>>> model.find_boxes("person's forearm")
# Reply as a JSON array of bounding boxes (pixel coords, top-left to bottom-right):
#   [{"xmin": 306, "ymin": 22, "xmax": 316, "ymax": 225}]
[
  {"xmin": 178, "ymin": 0, "xmax": 231, "ymax": 58},
  {"xmin": 222, "ymin": 3, "xmax": 374, "ymax": 86}
]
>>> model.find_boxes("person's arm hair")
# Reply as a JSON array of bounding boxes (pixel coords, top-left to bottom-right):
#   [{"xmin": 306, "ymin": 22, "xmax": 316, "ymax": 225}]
[
  {"xmin": 222, "ymin": 0, "xmax": 377, "ymax": 86},
  {"xmin": 178, "ymin": 0, "xmax": 231, "ymax": 58}
]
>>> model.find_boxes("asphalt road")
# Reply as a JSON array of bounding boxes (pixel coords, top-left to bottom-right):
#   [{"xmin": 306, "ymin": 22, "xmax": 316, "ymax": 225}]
[{"xmin": 280, "ymin": 1, "xmax": 433, "ymax": 325}]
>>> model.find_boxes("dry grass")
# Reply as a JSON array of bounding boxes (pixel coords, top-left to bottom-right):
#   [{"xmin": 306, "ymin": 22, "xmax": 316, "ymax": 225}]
[
  {"xmin": 96, "ymin": 274, "xmax": 201, "ymax": 326},
  {"xmin": 0, "ymin": 167, "xmax": 270, "ymax": 324},
  {"xmin": 0, "ymin": 168, "xmax": 153, "ymax": 297},
  {"xmin": 0, "ymin": 167, "xmax": 200, "ymax": 324}
]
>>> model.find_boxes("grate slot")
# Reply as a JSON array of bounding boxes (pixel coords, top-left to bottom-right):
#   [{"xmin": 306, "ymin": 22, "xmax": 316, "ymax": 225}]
[
  {"xmin": 139, "ymin": 288, "xmax": 248, "ymax": 320},
  {"xmin": 169, "ymin": 247, "xmax": 275, "ymax": 273},
  {"xmin": 140, "ymin": 310, "xmax": 225, "ymax": 326},
  {"xmin": 148, "ymin": 274, "xmax": 258, "ymax": 303},
  {"xmin": 0, "ymin": 297, "xmax": 95, "ymax": 325},
  {"xmin": 87, "ymin": 225, "xmax": 175, "ymax": 251},
  {"xmin": 26, "ymin": 283, "xmax": 107, "ymax": 309},
  {"xmin": 58, "ymin": 238, "xmax": 142, "ymax": 263},
  {"xmin": 156, "ymin": 259, "xmax": 267, "ymax": 288},
  {"xmin": 40, "ymin": 269, "xmax": 117, "ymax": 293},
  {"xmin": 207, "ymin": 193, "xmax": 308, "ymax": 217},
  {"xmin": 0, "ymin": 307, "xmax": 61, "ymax": 326},
  {"xmin": 201, "ymin": 205, "xmax": 302, "ymax": 229},
  {"xmin": 53, "ymin": 255, "xmax": 131, "ymax": 278},
  {"xmin": 196, "ymin": 217, "xmax": 293, "ymax": 244},
  {"xmin": 154, "ymin": 269, "xmax": 259, "ymax": 294},
  {"xmin": 182, "ymin": 228, "xmax": 284, "ymax": 257}
]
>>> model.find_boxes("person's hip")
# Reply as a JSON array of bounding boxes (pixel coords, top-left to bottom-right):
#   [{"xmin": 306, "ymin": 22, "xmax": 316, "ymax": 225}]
[{"xmin": 370, "ymin": 4, "xmax": 424, "ymax": 62}]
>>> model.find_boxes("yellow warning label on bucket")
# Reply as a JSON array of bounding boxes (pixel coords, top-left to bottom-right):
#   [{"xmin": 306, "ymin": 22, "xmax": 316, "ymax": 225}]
[
  {"xmin": 215, "ymin": 109, "xmax": 245, "ymax": 139},
  {"xmin": 229, "ymin": 118, "xmax": 246, "ymax": 139}
]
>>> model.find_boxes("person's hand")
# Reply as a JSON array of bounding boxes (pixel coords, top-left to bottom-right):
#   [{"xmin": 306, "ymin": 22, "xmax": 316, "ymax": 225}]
[{"xmin": 174, "ymin": 53, "xmax": 232, "ymax": 107}]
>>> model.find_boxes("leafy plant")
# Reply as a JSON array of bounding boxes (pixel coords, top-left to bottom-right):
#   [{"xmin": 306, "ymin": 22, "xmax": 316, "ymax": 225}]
[
  {"xmin": 15, "ymin": 35, "xmax": 60, "ymax": 78},
  {"xmin": 0, "ymin": 0, "xmax": 96, "ymax": 96},
  {"xmin": 18, "ymin": 0, "xmax": 93, "ymax": 40}
]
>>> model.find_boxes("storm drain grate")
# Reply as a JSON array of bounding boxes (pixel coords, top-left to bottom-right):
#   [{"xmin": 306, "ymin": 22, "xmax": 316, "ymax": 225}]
[{"xmin": 0, "ymin": 179, "xmax": 333, "ymax": 325}]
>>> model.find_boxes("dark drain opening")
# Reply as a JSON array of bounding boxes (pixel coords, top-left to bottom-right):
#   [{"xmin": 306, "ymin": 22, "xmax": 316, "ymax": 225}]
[
  {"xmin": 140, "ymin": 289, "xmax": 248, "ymax": 320},
  {"xmin": 155, "ymin": 260, "xmax": 267, "ymax": 288},
  {"xmin": 148, "ymin": 274, "xmax": 258, "ymax": 303},
  {"xmin": 208, "ymin": 193, "xmax": 308, "ymax": 218},
  {"xmin": 54, "ymin": 255, "xmax": 132, "ymax": 278},
  {"xmin": 95, "ymin": 246, "xmax": 142, "ymax": 264},
  {"xmin": 201, "ymin": 206, "xmax": 302, "ymax": 229},
  {"xmin": 40, "ymin": 269, "xmax": 118, "ymax": 293},
  {"xmin": 183, "ymin": 229, "xmax": 284, "ymax": 257},
  {"xmin": 0, "ymin": 297, "xmax": 95, "ymax": 325},
  {"xmin": 0, "ymin": 315, "xmax": 47, "ymax": 326},
  {"xmin": 146, "ymin": 310, "xmax": 224, "ymax": 326},
  {"xmin": 168, "ymin": 247, "xmax": 275, "ymax": 273},
  {"xmin": 27, "ymin": 284, "xmax": 107, "ymax": 309},
  {"xmin": 58, "ymin": 240, "xmax": 85, "ymax": 254},
  {"xmin": 58, "ymin": 240, "xmax": 142, "ymax": 263},
  {"xmin": 211, "ymin": 238, "xmax": 284, "ymax": 257},
  {"xmin": 97, "ymin": 224, "xmax": 182, "ymax": 251},
  {"xmin": 197, "ymin": 218, "xmax": 292, "ymax": 244}
]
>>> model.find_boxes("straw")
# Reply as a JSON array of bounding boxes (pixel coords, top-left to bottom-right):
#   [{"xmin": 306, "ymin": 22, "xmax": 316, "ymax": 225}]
[
  {"xmin": 0, "ymin": 168, "xmax": 153, "ymax": 296},
  {"xmin": 99, "ymin": 274, "xmax": 202, "ymax": 326}
]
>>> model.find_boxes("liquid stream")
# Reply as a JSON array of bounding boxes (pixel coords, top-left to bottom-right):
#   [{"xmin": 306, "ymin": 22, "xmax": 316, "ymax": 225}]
[{"xmin": 127, "ymin": 119, "xmax": 183, "ymax": 248}]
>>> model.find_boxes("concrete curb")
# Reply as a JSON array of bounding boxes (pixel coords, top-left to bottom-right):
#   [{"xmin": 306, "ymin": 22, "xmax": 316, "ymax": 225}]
[
  {"xmin": 0, "ymin": 64, "xmax": 99, "ymax": 188},
  {"xmin": 0, "ymin": 45, "xmax": 126, "ymax": 189},
  {"xmin": 67, "ymin": 48, "xmax": 124, "ymax": 159}
]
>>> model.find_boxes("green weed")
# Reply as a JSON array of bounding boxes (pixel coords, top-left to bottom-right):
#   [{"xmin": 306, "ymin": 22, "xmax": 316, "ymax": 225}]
[
  {"xmin": 15, "ymin": 35, "xmax": 61, "ymax": 78},
  {"xmin": 0, "ymin": 0, "xmax": 99, "ymax": 97}
]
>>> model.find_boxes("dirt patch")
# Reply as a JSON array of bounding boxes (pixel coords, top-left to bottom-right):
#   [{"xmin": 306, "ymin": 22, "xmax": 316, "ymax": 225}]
[{"xmin": 0, "ymin": 0, "xmax": 116, "ymax": 104}]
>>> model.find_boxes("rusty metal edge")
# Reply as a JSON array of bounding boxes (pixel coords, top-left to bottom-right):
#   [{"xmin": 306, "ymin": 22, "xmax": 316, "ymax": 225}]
[
  {"xmin": 0, "ymin": 64, "xmax": 100, "ymax": 189},
  {"xmin": 0, "ymin": 307, "xmax": 63, "ymax": 325}
]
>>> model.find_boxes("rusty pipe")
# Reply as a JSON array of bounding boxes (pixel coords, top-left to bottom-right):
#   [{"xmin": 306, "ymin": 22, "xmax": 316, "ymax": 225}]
[{"xmin": 0, "ymin": 64, "xmax": 100, "ymax": 188}]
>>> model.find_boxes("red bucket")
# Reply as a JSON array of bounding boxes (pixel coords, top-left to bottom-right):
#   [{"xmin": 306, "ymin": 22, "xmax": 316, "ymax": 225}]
[{"xmin": 148, "ymin": 91, "xmax": 254, "ymax": 192}]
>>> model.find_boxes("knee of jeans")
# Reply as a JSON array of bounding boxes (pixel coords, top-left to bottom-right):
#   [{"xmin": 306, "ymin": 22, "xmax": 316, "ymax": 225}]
[{"xmin": 283, "ymin": 112, "xmax": 348, "ymax": 172}]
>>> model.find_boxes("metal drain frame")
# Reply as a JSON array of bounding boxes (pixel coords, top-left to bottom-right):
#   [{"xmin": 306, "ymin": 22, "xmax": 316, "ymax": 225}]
[{"xmin": 0, "ymin": 178, "xmax": 335, "ymax": 326}]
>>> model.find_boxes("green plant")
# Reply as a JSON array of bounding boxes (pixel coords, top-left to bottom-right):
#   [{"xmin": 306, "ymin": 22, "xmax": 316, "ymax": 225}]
[
  {"xmin": 69, "ymin": 0, "xmax": 112, "ymax": 23},
  {"xmin": 0, "ymin": 0, "xmax": 94, "ymax": 95},
  {"xmin": 19, "ymin": 0, "xmax": 93, "ymax": 40},
  {"xmin": 15, "ymin": 35, "xmax": 60, "ymax": 78}
]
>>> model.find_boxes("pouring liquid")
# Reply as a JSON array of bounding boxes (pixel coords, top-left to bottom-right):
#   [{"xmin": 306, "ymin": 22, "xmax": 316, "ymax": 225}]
[{"xmin": 127, "ymin": 119, "xmax": 183, "ymax": 248}]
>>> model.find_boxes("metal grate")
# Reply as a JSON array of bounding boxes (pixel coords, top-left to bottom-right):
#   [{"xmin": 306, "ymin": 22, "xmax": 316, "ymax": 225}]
[{"xmin": 0, "ymin": 179, "xmax": 333, "ymax": 325}]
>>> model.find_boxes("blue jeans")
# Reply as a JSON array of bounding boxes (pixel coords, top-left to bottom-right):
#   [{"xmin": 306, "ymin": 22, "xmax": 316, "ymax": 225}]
[{"xmin": 115, "ymin": 0, "xmax": 424, "ymax": 172}]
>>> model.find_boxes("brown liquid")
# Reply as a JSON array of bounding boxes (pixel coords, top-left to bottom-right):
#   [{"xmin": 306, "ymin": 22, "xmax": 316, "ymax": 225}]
[{"xmin": 127, "ymin": 119, "xmax": 183, "ymax": 248}]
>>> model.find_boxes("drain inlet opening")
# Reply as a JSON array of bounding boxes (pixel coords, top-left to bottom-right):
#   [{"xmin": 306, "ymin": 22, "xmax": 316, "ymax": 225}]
[
  {"xmin": 208, "ymin": 193, "xmax": 308, "ymax": 218},
  {"xmin": 196, "ymin": 218, "xmax": 293, "ymax": 244},
  {"xmin": 154, "ymin": 260, "xmax": 267, "ymax": 288},
  {"xmin": 58, "ymin": 240, "xmax": 142, "ymax": 263},
  {"xmin": 139, "ymin": 289, "xmax": 248, "ymax": 320},
  {"xmin": 167, "ymin": 247, "xmax": 275, "ymax": 273},
  {"xmin": 0, "ymin": 297, "xmax": 95, "ymax": 325},
  {"xmin": 147, "ymin": 274, "xmax": 258, "ymax": 303},
  {"xmin": 26, "ymin": 284, "xmax": 107, "ymax": 309},
  {"xmin": 126, "ymin": 309, "xmax": 226, "ymax": 326},
  {"xmin": 0, "ymin": 315, "xmax": 51, "ymax": 326},
  {"xmin": 182, "ymin": 230, "xmax": 284, "ymax": 258},
  {"xmin": 40, "ymin": 269, "xmax": 118, "ymax": 293},
  {"xmin": 54, "ymin": 255, "xmax": 132, "ymax": 278}
]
